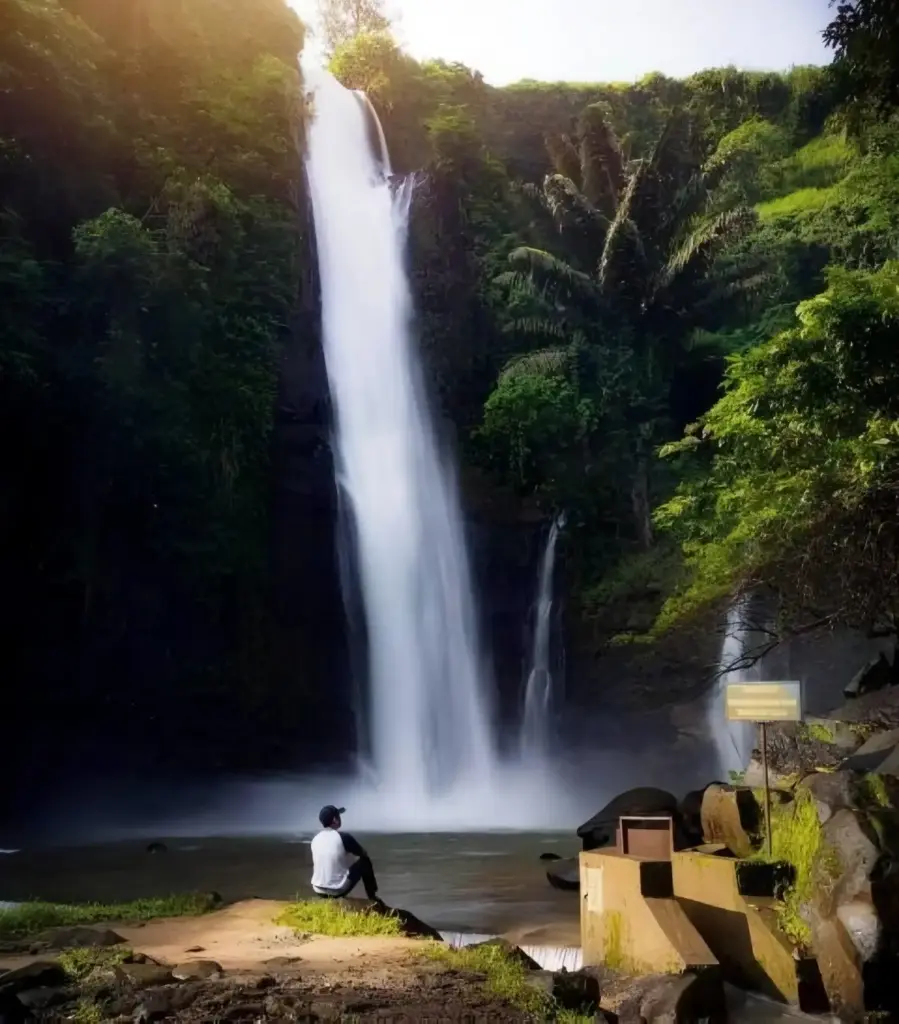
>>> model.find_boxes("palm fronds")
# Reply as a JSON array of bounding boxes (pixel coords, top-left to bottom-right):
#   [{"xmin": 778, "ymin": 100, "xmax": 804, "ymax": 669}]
[
  {"xmin": 545, "ymin": 133, "xmax": 582, "ymax": 187},
  {"xmin": 499, "ymin": 347, "xmax": 571, "ymax": 382},
  {"xmin": 578, "ymin": 103, "xmax": 625, "ymax": 219}
]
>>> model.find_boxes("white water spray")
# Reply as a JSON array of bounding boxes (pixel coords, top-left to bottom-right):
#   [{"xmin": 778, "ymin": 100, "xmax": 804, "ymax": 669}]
[
  {"xmin": 710, "ymin": 597, "xmax": 758, "ymax": 776},
  {"xmin": 303, "ymin": 67, "xmax": 496, "ymax": 798},
  {"xmin": 521, "ymin": 514, "xmax": 565, "ymax": 758}
]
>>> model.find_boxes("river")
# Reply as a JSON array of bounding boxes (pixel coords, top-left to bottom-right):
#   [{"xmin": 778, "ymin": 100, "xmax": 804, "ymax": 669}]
[{"xmin": 0, "ymin": 831, "xmax": 579, "ymax": 941}]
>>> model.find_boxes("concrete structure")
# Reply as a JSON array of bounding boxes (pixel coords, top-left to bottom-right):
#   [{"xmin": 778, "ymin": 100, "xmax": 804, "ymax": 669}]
[
  {"xmin": 579, "ymin": 849, "xmax": 719, "ymax": 976},
  {"xmin": 671, "ymin": 848, "xmax": 806, "ymax": 1005}
]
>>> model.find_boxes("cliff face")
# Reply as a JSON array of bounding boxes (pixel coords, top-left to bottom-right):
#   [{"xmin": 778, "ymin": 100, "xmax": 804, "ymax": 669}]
[{"xmin": 269, "ymin": 182, "xmax": 355, "ymax": 765}]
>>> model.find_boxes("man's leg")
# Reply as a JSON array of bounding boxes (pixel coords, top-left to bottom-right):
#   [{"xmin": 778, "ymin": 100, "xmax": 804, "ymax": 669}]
[{"xmin": 344, "ymin": 856, "xmax": 379, "ymax": 900}]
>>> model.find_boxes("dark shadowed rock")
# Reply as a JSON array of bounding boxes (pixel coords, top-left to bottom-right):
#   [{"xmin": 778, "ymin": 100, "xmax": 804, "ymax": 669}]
[
  {"xmin": 577, "ymin": 788, "xmax": 678, "ymax": 851},
  {"xmin": 13, "ymin": 987, "xmax": 65, "ymax": 1011},
  {"xmin": 145, "ymin": 842, "xmax": 167, "ymax": 854},
  {"xmin": 616, "ymin": 970, "xmax": 726, "ymax": 1023},
  {"xmin": 546, "ymin": 857, "xmax": 579, "ymax": 891},
  {"xmin": 37, "ymin": 926, "xmax": 125, "ymax": 950},
  {"xmin": 0, "ymin": 988, "xmax": 31, "ymax": 1024},
  {"xmin": 0, "ymin": 962, "xmax": 66, "ymax": 994}
]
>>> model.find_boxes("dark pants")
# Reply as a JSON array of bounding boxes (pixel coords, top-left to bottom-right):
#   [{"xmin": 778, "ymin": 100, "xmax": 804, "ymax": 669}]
[{"xmin": 320, "ymin": 856, "xmax": 379, "ymax": 900}]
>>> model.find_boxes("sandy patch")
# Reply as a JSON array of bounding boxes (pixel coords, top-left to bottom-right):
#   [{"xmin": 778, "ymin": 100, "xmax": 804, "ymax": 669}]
[{"xmin": 0, "ymin": 900, "xmax": 430, "ymax": 986}]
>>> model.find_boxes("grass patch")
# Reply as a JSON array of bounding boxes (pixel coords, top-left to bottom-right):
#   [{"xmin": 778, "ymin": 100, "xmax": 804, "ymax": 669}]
[
  {"xmin": 275, "ymin": 900, "xmax": 404, "ymax": 938},
  {"xmin": 0, "ymin": 893, "xmax": 218, "ymax": 941},
  {"xmin": 72, "ymin": 999, "xmax": 103, "ymax": 1024},
  {"xmin": 752, "ymin": 788, "xmax": 840, "ymax": 946},
  {"xmin": 422, "ymin": 943, "xmax": 594, "ymax": 1023},
  {"xmin": 757, "ymin": 185, "xmax": 836, "ymax": 221},
  {"xmin": 802, "ymin": 722, "xmax": 836, "ymax": 744},
  {"xmin": 58, "ymin": 946, "xmax": 133, "ymax": 981}
]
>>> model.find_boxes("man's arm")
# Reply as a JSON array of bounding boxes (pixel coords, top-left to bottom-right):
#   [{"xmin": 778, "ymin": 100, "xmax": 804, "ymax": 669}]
[{"xmin": 339, "ymin": 831, "xmax": 367, "ymax": 859}]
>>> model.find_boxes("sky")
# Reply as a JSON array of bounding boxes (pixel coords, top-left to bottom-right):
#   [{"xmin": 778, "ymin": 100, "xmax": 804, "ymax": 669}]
[{"xmin": 291, "ymin": 0, "xmax": 835, "ymax": 86}]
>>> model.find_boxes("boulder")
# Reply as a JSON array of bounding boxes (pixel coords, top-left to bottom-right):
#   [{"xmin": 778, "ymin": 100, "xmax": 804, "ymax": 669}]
[
  {"xmin": 802, "ymin": 803, "xmax": 896, "ymax": 1018},
  {"xmin": 699, "ymin": 784, "xmax": 760, "ymax": 858},
  {"xmin": 0, "ymin": 989, "xmax": 31, "ymax": 1024},
  {"xmin": 36, "ymin": 926, "xmax": 125, "ymax": 950},
  {"xmin": 844, "ymin": 652, "xmax": 894, "ymax": 699},
  {"xmin": 172, "ymin": 960, "xmax": 223, "ymax": 981},
  {"xmin": 113, "ymin": 963, "xmax": 174, "ymax": 987},
  {"xmin": 13, "ymin": 987, "xmax": 65, "ymax": 1011},
  {"xmin": 615, "ymin": 970, "xmax": 726, "ymax": 1023},
  {"xmin": 577, "ymin": 788, "xmax": 678, "ymax": 851},
  {"xmin": 525, "ymin": 969, "xmax": 600, "ymax": 1012},
  {"xmin": 545, "ymin": 857, "xmax": 579, "ymax": 892},
  {"xmin": 798, "ymin": 770, "xmax": 857, "ymax": 824},
  {"xmin": 843, "ymin": 728, "xmax": 899, "ymax": 775},
  {"xmin": 0, "ymin": 963, "xmax": 66, "ymax": 995}
]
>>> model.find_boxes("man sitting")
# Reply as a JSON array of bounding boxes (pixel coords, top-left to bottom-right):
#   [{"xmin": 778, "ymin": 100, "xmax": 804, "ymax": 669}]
[{"xmin": 310, "ymin": 804, "xmax": 381, "ymax": 902}]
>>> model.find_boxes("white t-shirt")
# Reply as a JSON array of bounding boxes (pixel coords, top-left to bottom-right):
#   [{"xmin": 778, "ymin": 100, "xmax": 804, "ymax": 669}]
[{"xmin": 310, "ymin": 828, "xmax": 354, "ymax": 892}]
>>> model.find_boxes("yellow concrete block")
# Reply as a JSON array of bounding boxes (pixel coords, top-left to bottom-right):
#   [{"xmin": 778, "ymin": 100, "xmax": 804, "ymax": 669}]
[
  {"xmin": 580, "ymin": 850, "xmax": 718, "ymax": 976},
  {"xmin": 672, "ymin": 850, "xmax": 800, "ymax": 1004}
]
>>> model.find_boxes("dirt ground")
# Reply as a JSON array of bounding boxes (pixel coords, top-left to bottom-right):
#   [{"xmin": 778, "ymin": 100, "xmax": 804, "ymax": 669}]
[{"xmin": 0, "ymin": 901, "xmax": 534, "ymax": 1021}]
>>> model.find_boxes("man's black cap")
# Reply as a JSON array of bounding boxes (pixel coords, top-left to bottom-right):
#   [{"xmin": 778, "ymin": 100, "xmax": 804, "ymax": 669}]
[{"xmin": 318, "ymin": 804, "xmax": 345, "ymax": 827}]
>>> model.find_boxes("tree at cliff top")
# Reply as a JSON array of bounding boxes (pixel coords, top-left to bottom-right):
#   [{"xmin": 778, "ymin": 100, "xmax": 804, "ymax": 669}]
[
  {"xmin": 0, "ymin": 0, "xmax": 306, "ymax": 769},
  {"xmin": 825, "ymin": 0, "xmax": 899, "ymax": 118},
  {"xmin": 480, "ymin": 105, "xmax": 756, "ymax": 547},
  {"xmin": 317, "ymin": 0, "xmax": 391, "ymax": 56},
  {"xmin": 654, "ymin": 262, "xmax": 899, "ymax": 641}
]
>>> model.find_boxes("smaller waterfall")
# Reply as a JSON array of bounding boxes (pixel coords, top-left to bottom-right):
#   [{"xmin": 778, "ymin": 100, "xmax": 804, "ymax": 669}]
[
  {"xmin": 710, "ymin": 597, "xmax": 759, "ymax": 776},
  {"xmin": 521, "ymin": 514, "xmax": 566, "ymax": 758}
]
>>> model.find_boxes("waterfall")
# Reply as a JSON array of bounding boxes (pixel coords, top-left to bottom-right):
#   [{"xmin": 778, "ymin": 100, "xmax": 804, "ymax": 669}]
[
  {"xmin": 303, "ymin": 67, "xmax": 496, "ymax": 797},
  {"xmin": 710, "ymin": 597, "xmax": 758, "ymax": 776},
  {"xmin": 520, "ymin": 514, "xmax": 565, "ymax": 759}
]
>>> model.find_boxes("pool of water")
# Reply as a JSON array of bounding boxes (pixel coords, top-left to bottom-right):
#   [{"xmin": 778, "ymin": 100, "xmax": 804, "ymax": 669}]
[{"xmin": 0, "ymin": 831, "xmax": 580, "ymax": 939}]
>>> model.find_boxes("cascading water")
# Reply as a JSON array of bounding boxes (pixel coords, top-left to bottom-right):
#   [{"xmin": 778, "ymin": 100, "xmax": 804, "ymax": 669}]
[
  {"xmin": 303, "ymin": 67, "xmax": 495, "ymax": 797},
  {"xmin": 520, "ymin": 514, "xmax": 565, "ymax": 759},
  {"xmin": 709, "ymin": 597, "xmax": 758, "ymax": 776}
]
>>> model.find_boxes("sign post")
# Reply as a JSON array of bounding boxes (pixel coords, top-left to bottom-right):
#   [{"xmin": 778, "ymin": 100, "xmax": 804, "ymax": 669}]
[{"xmin": 725, "ymin": 681, "xmax": 802, "ymax": 858}]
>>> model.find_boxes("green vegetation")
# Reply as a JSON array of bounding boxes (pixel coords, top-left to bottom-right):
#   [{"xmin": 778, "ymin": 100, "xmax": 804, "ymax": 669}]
[
  {"xmin": 0, "ymin": 894, "xmax": 218, "ymax": 941},
  {"xmin": 275, "ymin": 900, "xmax": 404, "ymax": 937},
  {"xmin": 72, "ymin": 1000, "xmax": 104, "ymax": 1024},
  {"xmin": 422, "ymin": 943, "xmax": 593, "ymax": 1023},
  {"xmin": 754, "ymin": 789, "xmax": 840, "ymax": 946},
  {"xmin": 59, "ymin": 946, "xmax": 133, "ymax": 981},
  {"xmin": 5, "ymin": 0, "xmax": 899, "ymax": 760},
  {"xmin": 803, "ymin": 723, "xmax": 837, "ymax": 744}
]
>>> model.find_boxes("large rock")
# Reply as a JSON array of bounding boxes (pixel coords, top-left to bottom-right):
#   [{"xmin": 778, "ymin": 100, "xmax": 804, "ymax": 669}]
[
  {"xmin": 842, "ymin": 728, "xmax": 899, "ymax": 775},
  {"xmin": 525, "ymin": 969, "xmax": 600, "ymax": 1012},
  {"xmin": 615, "ymin": 970, "xmax": 727, "ymax": 1023},
  {"xmin": 0, "ymin": 963, "xmax": 66, "ymax": 995},
  {"xmin": 172, "ymin": 960, "xmax": 224, "ymax": 981},
  {"xmin": 113, "ymin": 963, "xmax": 174, "ymax": 988},
  {"xmin": 800, "ymin": 797, "xmax": 897, "ymax": 1019},
  {"xmin": 577, "ymin": 788, "xmax": 678, "ymax": 851},
  {"xmin": 35, "ymin": 926, "xmax": 125, "ymax": 950},
  {"xmin": 699, "ymin": 784, "xmax": 760, "ymax": 858},
  {"xmin": 545, "ymin": 857, "xmax": 579, "ymax": 892}
]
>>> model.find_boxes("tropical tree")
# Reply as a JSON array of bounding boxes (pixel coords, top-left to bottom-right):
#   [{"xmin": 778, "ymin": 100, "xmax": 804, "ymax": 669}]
[
  {"xmin": 655, "ymin": 262, "xmax": 899, "ymax": 641},
  {"xmin": 317, "ymin": 0, "xmax": 390, "ymax": 56},
  {"xmin": 490, "ymin": 103, "xmax": 757, "ymax": 547}
]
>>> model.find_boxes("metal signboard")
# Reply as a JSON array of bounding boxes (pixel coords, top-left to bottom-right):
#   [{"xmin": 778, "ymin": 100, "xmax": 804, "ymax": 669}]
[{"xmin": 725, "ymin": 681, "xmax": 802, "ymax": 723}]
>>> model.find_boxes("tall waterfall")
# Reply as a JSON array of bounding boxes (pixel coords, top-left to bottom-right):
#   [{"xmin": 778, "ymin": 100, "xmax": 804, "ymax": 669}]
[
  {"xmin": 710, "ymin": 597, "xmax": 758, "ymax": 776},
  {"xmin": 303, "ymin": 68, "xmax": 495, "ymax": 797},
  {"xmin": 520, "ymin": 514, "xmax": 565, "ymax": 758}
]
